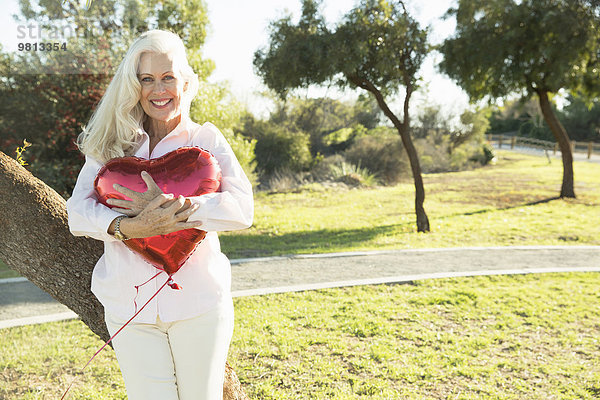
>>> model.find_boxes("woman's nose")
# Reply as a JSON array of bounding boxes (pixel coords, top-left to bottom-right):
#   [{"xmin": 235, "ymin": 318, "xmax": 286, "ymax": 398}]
[{"xmin": 152, "ymin": 80, "xmax": 167, "ymax": 93}]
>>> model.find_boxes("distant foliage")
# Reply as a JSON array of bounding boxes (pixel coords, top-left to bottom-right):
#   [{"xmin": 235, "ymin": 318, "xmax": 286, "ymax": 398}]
[
  {"xmin": 1, "ymin": 0, "xmax": 257, "ymax": 195},
  {"xmin": 411, "ymin": 106, "xmax": 494, "ymax": 173},
  {"xmin": 344, "ymin": 133, "xmax": 406, "ymax": 185},
  {"xmin": 249, "ymin": 120, "xmax": 313, "ymax": 176},
  {"xmin": 488, "ymin": 95, "xmax": 600, "ymax": 143},
  {"xmin": 237, "ymin": 95, "xmax": 382, "ymax": 186},
  {"xmin": 0, "ymin": 40, "xmax": 114, "ymax": 196}
]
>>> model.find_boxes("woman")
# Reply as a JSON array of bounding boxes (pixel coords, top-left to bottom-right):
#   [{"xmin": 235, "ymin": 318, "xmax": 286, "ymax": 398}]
[{"xmin": 66, "ymin": 30, "xmax": 253, "ymax": 400}]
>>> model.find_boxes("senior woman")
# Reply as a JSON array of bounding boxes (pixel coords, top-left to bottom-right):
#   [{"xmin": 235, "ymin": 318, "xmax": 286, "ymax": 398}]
[{"xmin": 66, "ymin": 30, "xmax": 253, "ymax": 400}]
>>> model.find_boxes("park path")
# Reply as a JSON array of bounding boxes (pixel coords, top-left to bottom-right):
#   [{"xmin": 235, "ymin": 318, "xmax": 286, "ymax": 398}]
[
  {"xmin": 1, "ymin": 245, "xmax": 599, "ymax": 329},
  {"xmin": 491, "ymin": 143, "xmax": 600, "ymax": 164}
]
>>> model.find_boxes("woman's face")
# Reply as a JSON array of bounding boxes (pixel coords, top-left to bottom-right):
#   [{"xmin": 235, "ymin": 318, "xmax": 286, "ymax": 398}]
[{"xmin": 137, "ymin": 52, "xmax": 187, "ymax": 126}]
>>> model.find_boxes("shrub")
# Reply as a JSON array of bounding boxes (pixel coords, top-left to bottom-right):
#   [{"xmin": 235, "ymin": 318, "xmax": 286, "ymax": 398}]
[
  {"xmin": 414, "ymin": 137, "xmax": 451, "ymax": 173},
  {"xmin": 344, "ymin": 134, "xmax": 407, "ymax": 185},
  {"xmin": 263, "ymin": 168, "xmax": 312, "ymax": 192},
  {"xmin": 254, "ymin": 124, "xmax": 313, "ymax": 177},
  {"xmin": 329, "ymin": 161, "xmax": 378, "ymax": 187},
  {"xmin": 219, "ymin": 127, "xmax": 258, "ymax": 187},
  {"xmin": 310, "ymin": 154, "xmax": 346, "ymax": 181}
]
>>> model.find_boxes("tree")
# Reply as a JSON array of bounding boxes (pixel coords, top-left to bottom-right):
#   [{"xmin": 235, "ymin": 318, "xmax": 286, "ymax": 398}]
[
  {"xmin": 439, "ymin": 0, "xmax": 600, "ymax": 198},
  {"xmin": 254, "ymin": 0, "xmax": 431, "ymax": 232},
  {"xmin": 2, "ymin": 0, "xmax": 256, "ymax": 195},
  {"xmin": 0, "ymin": 151, "xmax": 249, "ymax": 399}
]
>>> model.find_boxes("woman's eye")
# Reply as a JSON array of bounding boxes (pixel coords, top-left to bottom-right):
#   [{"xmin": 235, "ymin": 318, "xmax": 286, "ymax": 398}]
[
  {"xmin": 141, "ymin": 77, "xmax": 153, "ymax": 83},
  {"xmin": 164, "ymin": 75, "xmax": 175, "ymax": 81}
]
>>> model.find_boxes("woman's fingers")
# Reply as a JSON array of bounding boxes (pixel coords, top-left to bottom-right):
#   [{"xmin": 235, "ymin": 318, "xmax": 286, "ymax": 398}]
[
  {"xmin": 113, "ymin": 183, "xmax": 143, "ymax": 199},
  {"xmin": 141, "ymin": 171, "xmax": 163, "ymax": 194},
  {"xmin": 175, "ymin": 203, "xmax": 199, "ymax": 221},
  {"xmin": 118, "ymin": 209, "xmax": 138, "ymax": 217},
  {"xmin": 106, "ymin": 198, "xmax": 135, "ymax": 209},
  {"xmin": 174, "ymin": 220, "xmax": 204, "ymax": 231},
  {"xmin": 147, "ymin": 193, "xmax": 175, "ymax": 209},
  {"xmin": 167, "ymin": 195, "xmax": 186, "ymax": 213}
]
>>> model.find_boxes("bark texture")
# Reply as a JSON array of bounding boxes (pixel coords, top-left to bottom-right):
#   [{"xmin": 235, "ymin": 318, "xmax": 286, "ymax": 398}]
[
  {"xmin": 347, "ymin": 74, "xmax": 430, "ymax": 232},
  {"xmin": 537, "ymin": 89, "xmax": 576, "ymax": 198},
  {"xmin": 0, "ymin": 151, "xmax": 249, "ymax": 399}
]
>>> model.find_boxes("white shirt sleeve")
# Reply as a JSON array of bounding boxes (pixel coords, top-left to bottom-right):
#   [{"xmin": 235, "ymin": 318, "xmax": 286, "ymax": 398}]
[
  {"xmin": 186, "ymin": 123, "xmax": 254, "ymax": 232},
  {"xmin": 66, "ymin": 155, "xmax": 125, "ymax": 242}
]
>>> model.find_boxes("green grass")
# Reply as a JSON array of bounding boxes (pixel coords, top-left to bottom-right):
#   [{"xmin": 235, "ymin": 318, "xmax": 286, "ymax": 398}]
[
  {"xmin": 220, "ymin": 151, "xmax": 600, "ymax": 258},
  {"xmin": 1, "ymin": 272, "xmax": 599, "ymax": 399},
  {"xmin": 1, "ymin": 151, "xmax": 599, "ymax": 277}
]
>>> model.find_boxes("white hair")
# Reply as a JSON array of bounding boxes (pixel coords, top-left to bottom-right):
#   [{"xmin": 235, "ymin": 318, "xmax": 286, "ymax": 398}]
[{"xmin": 77, "ymin": 30, "xmax": 200, "ymax": 163}]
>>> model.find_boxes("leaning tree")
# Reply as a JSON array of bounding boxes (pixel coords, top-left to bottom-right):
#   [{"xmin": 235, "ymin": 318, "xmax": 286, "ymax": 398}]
[
  {"xmin": 440, "ymin": 0, "xmax": 600, "ymax": 198},
  {"xmin": 0, "ymin": 151, "xmax": 249, "ymax": 399},
  {"xmin": 254, "ymin": 0, "xmax": 431, "ymax": 232}
]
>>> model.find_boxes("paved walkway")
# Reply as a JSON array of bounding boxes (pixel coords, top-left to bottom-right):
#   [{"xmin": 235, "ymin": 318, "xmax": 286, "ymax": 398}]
[
  {"xmin": 492, "ymin": 144, "xmax": 600, "ymax": 164},
  {"xmin": 1, "ymin": 246, "xmax": 599, "ymax": 329}
]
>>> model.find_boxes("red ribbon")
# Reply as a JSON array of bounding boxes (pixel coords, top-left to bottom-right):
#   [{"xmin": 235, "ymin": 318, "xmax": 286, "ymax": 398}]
[{"xmin": 60, "ymin": 274, "xmax": 180, "ymax": 399}]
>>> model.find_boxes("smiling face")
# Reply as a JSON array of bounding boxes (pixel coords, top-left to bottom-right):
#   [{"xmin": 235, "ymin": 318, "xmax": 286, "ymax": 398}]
[{"xmin": 137, "ymin": 52, "xmax": 187, "ymax": 130}]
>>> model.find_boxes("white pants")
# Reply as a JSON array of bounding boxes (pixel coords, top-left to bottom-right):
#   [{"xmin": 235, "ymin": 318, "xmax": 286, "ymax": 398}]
[{"xmin": 104, "ymin": 300, "xmax": 234, "ymax": 400}]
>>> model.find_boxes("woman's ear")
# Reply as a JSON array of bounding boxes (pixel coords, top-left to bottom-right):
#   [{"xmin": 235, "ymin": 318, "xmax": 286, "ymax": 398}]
[{"xmin": 183, "ymin": 81, "xmax": 189, "ymax": 91}]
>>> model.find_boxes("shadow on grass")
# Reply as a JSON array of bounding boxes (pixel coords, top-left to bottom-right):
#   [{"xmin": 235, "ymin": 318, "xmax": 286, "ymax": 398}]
[
  {"xmin": 220, "ymin": 222, "xmax": 413, "ymax": 259},
  {"xmin": 459, "ymin": 196, "xmax": 562, "ymax": 217},
  {"xmin": 222, "ymin": 197, "xmax": 568, "ymax": 258}
]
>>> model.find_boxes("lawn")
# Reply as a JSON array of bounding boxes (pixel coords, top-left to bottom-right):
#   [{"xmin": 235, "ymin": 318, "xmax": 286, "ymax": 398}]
[
  {"xmin": 220, "ymin": 150, "xmax": 600, "ymax": 258},
  {"xmin": 1, "ymin": 272, "xmax": 599, "ymax": 399},
  {"xmin": 1, "ymin": 150, "xmax": 599, "ymax": 279},
  {"xmin": 1, "ymin": 150, "xmax": 599, "ymax": 398}
]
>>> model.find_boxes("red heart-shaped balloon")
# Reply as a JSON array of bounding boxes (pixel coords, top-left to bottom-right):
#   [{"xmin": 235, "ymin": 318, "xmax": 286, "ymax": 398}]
[{"xmin": 94, "ymin": 147, "xmax": 222, "ymax": 275}]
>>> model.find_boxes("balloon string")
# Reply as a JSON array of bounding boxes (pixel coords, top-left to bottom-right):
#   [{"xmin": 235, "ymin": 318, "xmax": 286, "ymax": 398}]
[
  {"xmin": 60, "ymin": 276, "xmax": 172, "ymax": 400},
  {"xmin": 133, "ymin": 271, "xmax": 163, "ymax": 314}
]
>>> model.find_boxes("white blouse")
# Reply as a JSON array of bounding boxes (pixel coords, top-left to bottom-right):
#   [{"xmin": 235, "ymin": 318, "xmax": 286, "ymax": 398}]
[{"xmin": 66, "ymin": 118, "xmax": 253, "ymax": 323}]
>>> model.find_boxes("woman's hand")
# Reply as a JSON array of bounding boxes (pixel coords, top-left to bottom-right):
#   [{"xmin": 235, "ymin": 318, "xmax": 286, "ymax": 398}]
[
  {"xmin": 106, "ymin": 171, "xmax": 190, "ymax": 216},
  {"xmin": 117, "ymin": 193, "xmax": 202, "ymax": 239}
]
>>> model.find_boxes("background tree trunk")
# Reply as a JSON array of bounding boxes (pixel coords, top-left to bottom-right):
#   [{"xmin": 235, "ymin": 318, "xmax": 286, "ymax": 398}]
[
  {"xmin": 347, "ymin": 75, "xmax": 430, "ymax": 232},
  {"xmin": 0, "ymin": 151, "xmax": 249, "ymax": 400},
  {"xmin": 537, "ymin": 89, "xmax": 576, "ymax": 198}
]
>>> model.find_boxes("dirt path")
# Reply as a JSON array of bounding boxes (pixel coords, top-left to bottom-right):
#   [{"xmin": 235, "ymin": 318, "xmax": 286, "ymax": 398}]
[{"xmin": 1, "ymin": 246, "xmax": 599, "ymax": 328}]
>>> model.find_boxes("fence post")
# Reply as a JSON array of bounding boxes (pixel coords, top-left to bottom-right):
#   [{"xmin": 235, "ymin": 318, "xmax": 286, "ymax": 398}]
[
  {"xmin": 511, "ymin": 136, "xmax": 516, "ymax": 149},
  {"xmin": 571, "ymin": 140, "xmax": 576, "ymax": 154},
  {"xmin": 499, "ymin": 135, "xmax": 503, "ymax": 149},
  {"xmin": 588, "ymin": 142, "xmax": 593, "ymax": 159},
  {"xmin": 554, "ymin": 143, "xmax": 558, "ymax": 155}
]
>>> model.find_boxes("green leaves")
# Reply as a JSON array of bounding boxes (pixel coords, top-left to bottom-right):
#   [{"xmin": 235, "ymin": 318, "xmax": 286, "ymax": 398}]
[
  {"xmin": 254, "ymin": 1, "xmax": 335, "ymax": 98},
  {"xmin": 254, "ymin": 0, "xmax": 429, "ymax": 98},
  {"xmin": 440, "ymin": 0, "xmax": 600, "ymax": 101}
]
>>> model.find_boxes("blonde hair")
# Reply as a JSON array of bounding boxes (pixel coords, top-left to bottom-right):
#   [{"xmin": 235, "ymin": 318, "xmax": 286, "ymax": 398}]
[{"xmin": 77, "ymin": 30, "xmax": 200, "ymax": 163}]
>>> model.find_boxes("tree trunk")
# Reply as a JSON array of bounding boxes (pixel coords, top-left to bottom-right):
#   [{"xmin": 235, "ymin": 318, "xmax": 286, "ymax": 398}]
[
  {"xmin": 536, "ymin": 89, "xmax": 576, "ymax": 198},
  {"xmin": 0, "ymin": 151, "xmax": 249, "ymax": 399},
  {"xmin": 347, "ymin": 74, "xmax": 430, "ymax": 232}
]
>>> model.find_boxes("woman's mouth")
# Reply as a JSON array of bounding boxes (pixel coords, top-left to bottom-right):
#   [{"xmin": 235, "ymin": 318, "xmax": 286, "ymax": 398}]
[{"xmin": 150, "ymin": 99, "xmax": 172, "ymax": 108}]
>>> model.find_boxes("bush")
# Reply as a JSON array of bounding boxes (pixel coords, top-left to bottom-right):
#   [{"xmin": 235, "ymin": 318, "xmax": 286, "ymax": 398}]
[
  {"xmin": 310, "ymin": 154, "xmax": 346, "ymax": 181},
  {"xmin": 415, "ymin": 137, "xmax": 451, "ymax": 173},
  {"xmin": 329, "ymin": 161, "xmax": 378, "ymax": 187},
  {"xmin": 254, "ymin": 124, "xmax": 313, "ymax": 177},
  {"xmin": 219, "ymin": 127, "xmax": 258, "ymax": 187},
  {"xmin": 344, "ymin": 134, "xmax": 407, "ymax": 185}
]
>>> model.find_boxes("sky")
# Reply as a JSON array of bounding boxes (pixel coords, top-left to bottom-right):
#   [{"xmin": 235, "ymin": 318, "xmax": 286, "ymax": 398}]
[{"xmin": 0, "ymin": 0, "xmax": 469, "ymax": 119}]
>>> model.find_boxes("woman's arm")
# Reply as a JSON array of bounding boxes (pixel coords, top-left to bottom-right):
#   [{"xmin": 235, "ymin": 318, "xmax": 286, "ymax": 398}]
[
  {"xmin": 185, "ymin": 123, "xmax": 254, "ymax": 232},
  {"xmin": 66, "ymin": 156, "xmax": 128, "ymax": 242}
]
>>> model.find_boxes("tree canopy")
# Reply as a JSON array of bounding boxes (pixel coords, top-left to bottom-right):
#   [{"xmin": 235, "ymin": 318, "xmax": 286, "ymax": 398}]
[{"xmin": 439, "ymin": 0, "xmax": 600, "ymax": 101}]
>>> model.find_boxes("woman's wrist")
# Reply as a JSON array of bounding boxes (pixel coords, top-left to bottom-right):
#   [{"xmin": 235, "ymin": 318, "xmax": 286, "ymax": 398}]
[
  {"xmin": 118, "ymin": 217, "xmax": 135, "ymax": 238},
  {"xmin": 108, "ymin": 216, "xmax": 130, "ymax": 239}
]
